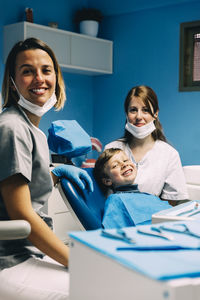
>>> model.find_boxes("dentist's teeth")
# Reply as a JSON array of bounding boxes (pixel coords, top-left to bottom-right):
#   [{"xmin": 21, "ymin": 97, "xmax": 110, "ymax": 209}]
[{"xmin": 32, "ymin": 89, "xmax": 45, "ymax": 92}]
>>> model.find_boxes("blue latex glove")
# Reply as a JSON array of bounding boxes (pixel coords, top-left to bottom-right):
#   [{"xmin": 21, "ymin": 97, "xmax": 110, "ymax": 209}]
[{"xmin": 52, "ymin": 165, "xmax": 94, "ymax": 193}]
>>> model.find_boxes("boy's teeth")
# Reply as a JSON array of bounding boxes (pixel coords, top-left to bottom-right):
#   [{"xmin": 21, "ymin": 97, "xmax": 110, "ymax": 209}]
[{"xmin": 123, "ymin": 169, "xmax": 132, "ymax": 175}]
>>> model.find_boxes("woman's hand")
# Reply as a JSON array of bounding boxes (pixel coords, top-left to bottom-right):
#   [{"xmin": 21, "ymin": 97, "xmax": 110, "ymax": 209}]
[
  {"xmin": 51, "ymin": 164, "xmax": 94, "ymax": 192},
  {"xmin": 168, "ymin": 200, "xmax": 178, "ymax": 207}
]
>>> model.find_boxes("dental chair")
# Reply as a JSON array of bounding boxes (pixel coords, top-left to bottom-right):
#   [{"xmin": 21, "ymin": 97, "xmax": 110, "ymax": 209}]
[
  {"xmin": 59, "ymin": 168, "xmax": 105, "ymax": 230},
  {"xmin": 47, "ymin": 120, "xmax": 106, "ymax": 233},
  {"xmin": 0, "ymin": 220, "xmax": 31, "ymax": 240}
]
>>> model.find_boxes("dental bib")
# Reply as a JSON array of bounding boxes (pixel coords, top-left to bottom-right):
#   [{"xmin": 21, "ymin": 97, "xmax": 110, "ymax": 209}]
[
  {"xmin": 125, "ymin": 120, "xmax": 156, "ymax": 139},
  {"xmin": 11, "ymin": 77, "xmax": 57, "ymax": 117}
]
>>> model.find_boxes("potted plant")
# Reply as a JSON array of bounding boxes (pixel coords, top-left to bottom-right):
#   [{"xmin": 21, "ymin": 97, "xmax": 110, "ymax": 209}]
[{"xmin": 74, "ymin": 8, "xmax": 103, "ymax": 37}]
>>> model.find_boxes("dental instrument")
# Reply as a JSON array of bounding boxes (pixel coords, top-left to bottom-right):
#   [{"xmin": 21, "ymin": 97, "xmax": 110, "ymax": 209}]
[
  {"xmin": 151, "ymin": 226, "xmax": 175, "ymax": 240},
  {"xmin": 176, "ymin": 202, "xmax": 199, "ymax": 216},
  {"xmin": 101, "ymin": 229, "xmax": 136, "ymax": 244},
  {"xmin": 159, "ymin": 223, "xmax": 200, "ymax": 238},
  {"xmin": 137, "ymin": 227, "xmax": 174, "ymax": 240},
  {"xmin": 185, "ymin": 209, "xmax": 200, "ymax": 217}
]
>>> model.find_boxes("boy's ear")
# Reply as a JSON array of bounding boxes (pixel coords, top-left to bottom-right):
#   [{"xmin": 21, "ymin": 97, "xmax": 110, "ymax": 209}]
[{"xmin": 102, "ymin": 177, "xmax": 112, "ymax": 186}]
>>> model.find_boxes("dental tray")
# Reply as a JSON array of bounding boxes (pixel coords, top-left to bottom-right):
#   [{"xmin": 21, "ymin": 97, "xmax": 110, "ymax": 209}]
[{"xmin": 152, "ymin": 200, "xmax": 200, "ymax": 224}]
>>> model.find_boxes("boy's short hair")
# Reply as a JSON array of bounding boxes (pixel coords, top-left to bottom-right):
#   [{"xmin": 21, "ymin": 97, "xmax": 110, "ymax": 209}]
[{"xmin": 94, "ymin": 148, "xmax": 123, "ymax": 194}]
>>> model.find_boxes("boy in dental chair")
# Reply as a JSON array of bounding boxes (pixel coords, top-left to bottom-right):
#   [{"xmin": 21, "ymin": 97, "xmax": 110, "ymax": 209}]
[{"xmin": 94, "ymin": 148, "xmax": 171, "ymax": 229}]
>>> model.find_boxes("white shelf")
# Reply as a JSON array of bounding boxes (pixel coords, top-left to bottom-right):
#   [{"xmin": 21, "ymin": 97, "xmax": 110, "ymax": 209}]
[{"xmin": 3, "ymin": 22, "xmax": 113, "ymax": 75}]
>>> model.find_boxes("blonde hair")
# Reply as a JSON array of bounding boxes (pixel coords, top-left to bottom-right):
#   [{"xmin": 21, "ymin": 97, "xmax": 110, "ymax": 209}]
[{"xmin": 2, "ymin": 38, "xmax": 66, "ymax": 110}]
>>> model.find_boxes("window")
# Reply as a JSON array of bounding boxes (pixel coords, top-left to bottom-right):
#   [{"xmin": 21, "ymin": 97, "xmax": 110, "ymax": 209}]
[
  {"xmin": 179, "ymin": 20, "xmax": 200, "ymax": 91},
  {"xmin": 193, "ymin": 33, "xmax": 200, "ymax": 81}
]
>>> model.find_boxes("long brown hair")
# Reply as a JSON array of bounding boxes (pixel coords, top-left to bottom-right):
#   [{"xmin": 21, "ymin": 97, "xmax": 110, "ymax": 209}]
[{"xmin": 123, "ymin": 85, "xmax": 166, "ymax": 143}]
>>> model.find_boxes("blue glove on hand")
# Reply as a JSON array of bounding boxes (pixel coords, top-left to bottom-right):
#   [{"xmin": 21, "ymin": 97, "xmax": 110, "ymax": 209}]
[{"xmin": 52, "ymin": 165, "xmax": 94, "ymax": 193}]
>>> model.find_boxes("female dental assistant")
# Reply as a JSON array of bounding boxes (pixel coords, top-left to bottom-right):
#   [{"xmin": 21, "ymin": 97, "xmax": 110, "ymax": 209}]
[
  {"xmin": 105, "ymin": 85, "xmax": 188, "ymax": 205},
  {"xmin": 0, "ymin": 38, "xmax": 93, "ymax": 299}
]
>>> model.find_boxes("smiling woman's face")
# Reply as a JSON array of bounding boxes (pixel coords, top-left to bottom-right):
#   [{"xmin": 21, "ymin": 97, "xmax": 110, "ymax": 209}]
[
  {"xmin": 127, "ymin": 96, "xmax": 158, "ymax": 127},
  {"xmin": 14, "ymin": 49, "xmax": 56, "ymax": 107},
  {"xmin": 103, "ymin": 151, "xmax": 137, "ymax": 188}
]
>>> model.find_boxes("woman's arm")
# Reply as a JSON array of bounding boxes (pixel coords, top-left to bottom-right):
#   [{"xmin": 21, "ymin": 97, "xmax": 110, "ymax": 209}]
[
  {"xmin": 0, "ymin": 174, "xmax": 69, "ymax": 267},
  {"xmin": 160, "ymin": 147, "xmax": 189, "ymax": 205}
]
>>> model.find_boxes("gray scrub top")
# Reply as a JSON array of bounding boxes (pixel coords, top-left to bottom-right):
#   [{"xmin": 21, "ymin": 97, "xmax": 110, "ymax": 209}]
[{"xmin": 0, "ymin": 105, "xmax": 53, "ymax": 269}]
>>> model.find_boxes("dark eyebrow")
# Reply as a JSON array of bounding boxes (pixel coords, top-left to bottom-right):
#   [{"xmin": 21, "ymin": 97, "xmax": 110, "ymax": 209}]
[
  {"xmin": 19, "ymin": 64, "xmax": 53, "ymax": 69},
  {"xmin": 19, "ymin": 64, "xmax": 32, "ymax": 69},
  {"xmin": 42, "ymin": 65, "xmax": 54, "ymax": 69}
]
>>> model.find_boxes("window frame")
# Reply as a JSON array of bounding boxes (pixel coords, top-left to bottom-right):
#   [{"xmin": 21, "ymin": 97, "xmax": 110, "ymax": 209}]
[{"xmin": 179, "ymin": 20, "xmax": 200, "ymax": 92}]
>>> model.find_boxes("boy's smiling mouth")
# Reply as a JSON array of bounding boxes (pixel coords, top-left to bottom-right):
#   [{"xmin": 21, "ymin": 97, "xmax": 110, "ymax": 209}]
[{"xmin": 122, "ymin": 168, "xmax": 133, "ymax": 176}]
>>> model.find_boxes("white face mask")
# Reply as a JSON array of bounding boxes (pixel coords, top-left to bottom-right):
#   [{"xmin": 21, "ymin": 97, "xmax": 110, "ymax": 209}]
[
  {"xmin": 125, "ymin": 120, "xmax": 156, "ymax": 139},
  {"xmin": 11, "ymin": 77, "xmax": 57, "ymax": 117}
]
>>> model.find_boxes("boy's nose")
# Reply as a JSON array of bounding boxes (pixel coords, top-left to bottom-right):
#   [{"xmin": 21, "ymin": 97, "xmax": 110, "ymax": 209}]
[{"xmin": 121, "ymin": 161, "xmax": 128, "ymax": 169}]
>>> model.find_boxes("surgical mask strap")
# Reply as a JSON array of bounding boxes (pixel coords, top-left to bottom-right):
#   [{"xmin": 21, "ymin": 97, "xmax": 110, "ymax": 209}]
[{"xmin": 10, "ymin": 77, "xmax": 20, "ymax": 94}]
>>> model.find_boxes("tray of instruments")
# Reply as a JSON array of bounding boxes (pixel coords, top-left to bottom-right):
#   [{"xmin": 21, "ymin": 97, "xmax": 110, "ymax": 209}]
[{"xmin": 152, "ymin": 200, "xmax": 200, "ymax": 224}]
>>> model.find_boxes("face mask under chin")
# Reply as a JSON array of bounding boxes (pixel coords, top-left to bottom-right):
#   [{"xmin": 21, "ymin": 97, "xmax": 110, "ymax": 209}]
[
  {"xmin": 17, "ymin": 92, "xmax": 57, "ymax": 117},
  {"xmin": 125, "ymin": 120, "xmax": 156, "ymax": 139},
  {"xmin": 11, "ymin": 77, "xmax": 57, "ymax": 117}
]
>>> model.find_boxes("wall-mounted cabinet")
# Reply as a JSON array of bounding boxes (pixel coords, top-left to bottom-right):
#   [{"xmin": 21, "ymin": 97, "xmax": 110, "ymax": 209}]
[{"xmin": 3, "ymin": 22, "xmax": 113, "ymax": 75}]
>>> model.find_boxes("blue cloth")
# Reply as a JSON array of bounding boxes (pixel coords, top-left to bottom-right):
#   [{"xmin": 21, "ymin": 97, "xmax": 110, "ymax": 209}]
[
  {"xmin": 102, "ymin": 192, "xmax": 171, "ymax": 229},
  {"xmin": 69, "ymin": 220, "xmax": 200, "ymax": 281},
  {"xmin": 48, "ymin": 120, "xmax": 92, "ymax": 158}
]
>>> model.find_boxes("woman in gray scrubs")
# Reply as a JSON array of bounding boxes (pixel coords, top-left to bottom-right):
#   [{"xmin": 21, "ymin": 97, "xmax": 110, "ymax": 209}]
[{"xmin": 0, "ymin": 38, "xmax": 92, "ymax": 299}]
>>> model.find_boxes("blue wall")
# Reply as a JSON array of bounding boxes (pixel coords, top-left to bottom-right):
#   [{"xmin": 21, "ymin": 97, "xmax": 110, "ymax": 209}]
[
  {"xmin": 91, "ymin": 0, "xmax": 200, "ymax": 166},
  {"xmin": 1, "ymin": 0, "xmax": 200, "ymax": 165}
]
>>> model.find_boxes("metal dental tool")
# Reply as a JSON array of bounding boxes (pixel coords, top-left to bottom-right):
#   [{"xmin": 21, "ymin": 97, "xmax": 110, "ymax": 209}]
[
  {"xmin": 185, "ymin": 209, "xmax": 200, "ymax": 218},
  {"xmin": 176, "ymin": 202, "xmax": 199, "ymax": 217},
  {"xmin": 101, "ymin": 229, "xmax": 136, "ymax": 244},
  {"xmin": 159, "ymin": 223, "xmax": 200, "ymax": 238},
  {"xmin": 137, "ymin": 227, "xmax": 174, "ymax": 241}
]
